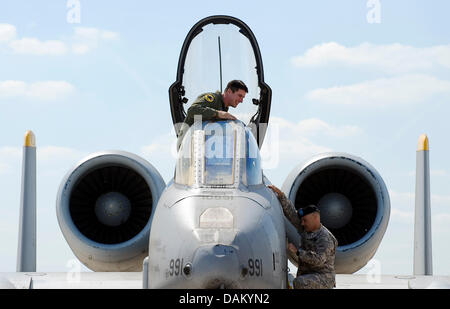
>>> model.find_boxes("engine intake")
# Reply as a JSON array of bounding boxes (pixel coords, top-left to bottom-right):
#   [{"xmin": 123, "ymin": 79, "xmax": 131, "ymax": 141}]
[
  {"xmin": 56, "ymin": 151, "xmax": 165, "ymax": 271},
  {"xmin": 282, "ymin": 153, "xmax": 390, "ymax": 273}
]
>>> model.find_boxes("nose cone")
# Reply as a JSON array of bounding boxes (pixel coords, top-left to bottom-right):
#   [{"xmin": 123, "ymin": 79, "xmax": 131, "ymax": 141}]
[
  {"xmin": 94, "ymin": 192, "xmax": 131, "ymax": 227},
  {"xmin": 318, "ymin": 192, "xmax": 353, "ymax": 229},
  {"xmin": 191, "ymin": 244, "xmax": 241, "ymax": 288}
]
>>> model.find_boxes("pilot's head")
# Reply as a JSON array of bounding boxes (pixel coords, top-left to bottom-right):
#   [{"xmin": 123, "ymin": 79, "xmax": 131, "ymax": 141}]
[
  {"xmin": 298, "ymin": 205, "xmax": 321, "ymax": 232},
  {"xmin": 223, "ymin": 80, "xmax": 248, "ymax": 108}
]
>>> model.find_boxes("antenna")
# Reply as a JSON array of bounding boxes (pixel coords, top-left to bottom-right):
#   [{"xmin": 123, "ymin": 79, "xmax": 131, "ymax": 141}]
[{"xmin": 218, "ymin": 36, "xmax": 223, "ymax": 92}]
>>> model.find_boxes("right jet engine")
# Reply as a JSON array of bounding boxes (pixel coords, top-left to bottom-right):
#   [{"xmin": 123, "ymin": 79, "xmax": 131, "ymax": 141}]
[{"xmin": 282, "ymin": 153, "xmax": 390, "ymax": 273}]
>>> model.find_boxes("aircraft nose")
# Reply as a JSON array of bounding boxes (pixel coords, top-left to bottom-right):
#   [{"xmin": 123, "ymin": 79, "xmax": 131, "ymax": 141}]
[{"xmin": 190, "ymin": 244, "xmax": 241, "ymax": 288}]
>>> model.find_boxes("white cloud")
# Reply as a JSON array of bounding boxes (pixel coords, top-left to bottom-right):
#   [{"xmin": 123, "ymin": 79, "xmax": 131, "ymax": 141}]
[
  {"xmin": 272, "ymin": 117, "xmax": 362, "ymax": 138},
  {"xmin": 292, "ymin": 42, "xmax": 450, "ymax": 74},
  {"xmin": 71, "ymin": 43, "xmax": 90, "ymax": 55},
  {"xmin": 0, "ymin": 80, "xmax": 75, "ymax": 101},
  {"xmin": 8, "ymin": 38, "xmax": 67, "ymax": 55},
  {"xmin": 431, "ymin": 193, "xmax": 450, "ymax": 207},
  {"xmin": 389, "ymin": 189, "xmax": 450, "ymax": 221},
  {"xmin": 389, "ymin": 190, "xmax": 414, "ymax": 203},
  {"xmin": 71, "ymin": 27, "xmax": 119, "ymax": 54},
  {"xmin": 0, "ymin": 80, "xmax": 27, "ymax": 97},
  {"xmin": 408, "ymin": 169, "xmax": 448, "ymax": 177},
  {"xmin": 390, "ymin": 208, "xmax": 414, "ymax": 224},
  {"xmin": 0, "ymin": 24, "xmax": 16, "ymax": 42},
  {"xmin": 0, "ymin": 146, "xmax": 21, "ymax": 157},
  {"xmin": 27, "ymin": 81, "xmax": 75, "ymax": 100},
  {"xmin": 141, "ymin": 132, "xmax": 179, "ymax": 160},
  {"xmin": 0, "ymin": 24, "xmax": 118, "ymax": 55},
  {"xmin": 389, "ymin": 209, "xmax": 450, "ymax": 229},
  {"xmin": 38, "ymin": 146, "xmax": 86, "ymax": 164},
  {"xmin": 0, "ymin": 162, "xmax": 8, "ymax": 174},
  {"xmin": 264, "ymin": 135, "xmax": 331, "ymax": 163},
  {"xmin": 73, "ymin": 27, "xmax": 119, "ymax": 41},
  {"xmin": 431, "ymin": 169, "xmax": 448, "ymax": 177},
  {"xmin": 262, "ymin": 116, "xmax": 361, "ymax": 167},
  {"xmin": 0, "ymin": 145, "xmax": 86, "ymax": 176},
  {"xmin": 306, "ymin": 74, "xmax": 450, "ymax": 107},
  {"xmin": 435, "ymin": 213, "xmax": 450, "ymax": 225},
  {"xmin": 0, "ymin": 146, "xmax": 21, "ymax": 175}
]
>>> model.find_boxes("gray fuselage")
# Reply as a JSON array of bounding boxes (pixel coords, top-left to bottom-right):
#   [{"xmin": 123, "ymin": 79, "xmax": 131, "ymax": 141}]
[{"xmin": 147, "ymin": 121, "xmax": 287, "ymax": 288}]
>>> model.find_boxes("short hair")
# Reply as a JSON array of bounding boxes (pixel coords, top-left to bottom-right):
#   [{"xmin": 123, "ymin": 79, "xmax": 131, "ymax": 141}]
[{"xmin": 225, "ymin": 80, "xmax": 248, "ymax": 93}]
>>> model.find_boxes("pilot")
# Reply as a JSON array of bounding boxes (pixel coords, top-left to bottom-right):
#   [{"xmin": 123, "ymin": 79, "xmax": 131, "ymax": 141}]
[
  {"xmin": 177, "ymin": 80, "xmax": 248, "ymax": 149},
  {"xmin": 267, "ymin": 185, "xmax": 338, "ymax": 289}
]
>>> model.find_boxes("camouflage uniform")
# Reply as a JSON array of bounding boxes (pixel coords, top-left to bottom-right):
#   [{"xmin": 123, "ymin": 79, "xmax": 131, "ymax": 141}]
[
  {"xmin": 177, "ymin": 91, "xmax": 227, "ymax": 149},
  {"xmin": 277, "ymin": 193, "xmax": 338, "ymax": 289}
]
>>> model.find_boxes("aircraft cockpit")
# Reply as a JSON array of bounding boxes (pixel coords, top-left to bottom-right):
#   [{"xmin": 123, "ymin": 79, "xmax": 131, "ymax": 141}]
[
  {"xmin": 169, "ymin": 15, "xmax": 272, "ymax": 148},
  {"xmin": 175, "ymin": 120, "xmax": 262, "ymax": 188}
]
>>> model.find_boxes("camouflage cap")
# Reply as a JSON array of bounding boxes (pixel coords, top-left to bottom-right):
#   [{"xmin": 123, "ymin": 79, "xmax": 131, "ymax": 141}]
[{"xmin": 297, "ymin": 205, "xmax": 320, "ymax": 218}]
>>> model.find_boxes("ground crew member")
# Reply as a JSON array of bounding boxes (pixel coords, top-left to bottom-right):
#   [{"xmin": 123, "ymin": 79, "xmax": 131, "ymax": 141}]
[
  {"xmin": 268, "ymin": 185, "xmax": 338, "ymax": 289},
  {"xmin": 177, "ymin": 80, "xmax": 248, "ymax": 149}
]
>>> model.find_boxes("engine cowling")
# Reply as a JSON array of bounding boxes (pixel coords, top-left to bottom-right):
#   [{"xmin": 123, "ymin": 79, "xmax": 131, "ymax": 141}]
[
  {"xmin": 56, "ymin": 151, "xmax": 165, "ymax": 271},
  {"xmin": 282, "ymin": 153, "xmax": 390, "ymax": 273}
]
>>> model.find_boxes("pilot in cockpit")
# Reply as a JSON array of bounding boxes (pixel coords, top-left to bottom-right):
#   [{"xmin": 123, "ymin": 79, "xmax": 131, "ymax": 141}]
[{"xmin": 177, "ymin": 80, "xmax": 248, "ymax": 149}]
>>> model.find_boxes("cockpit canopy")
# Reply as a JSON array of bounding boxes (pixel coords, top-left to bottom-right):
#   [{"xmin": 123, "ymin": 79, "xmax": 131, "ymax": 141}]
[
  {"xmin": 182, "ymin": 22, "xmax": 259, "ymax": 125},
  {"xmin": 169, "ymin": 16, "xmax": 272, "ymax": 148},
  {"xmin": 175, "ymin": 121, "xmax": 262, "ymax": 188}
]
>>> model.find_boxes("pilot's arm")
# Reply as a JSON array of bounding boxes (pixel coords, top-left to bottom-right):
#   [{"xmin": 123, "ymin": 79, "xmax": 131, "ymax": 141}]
[
  {"xmin": 186, "ymin": 102, "xmax": 219, "ymax": 121},
  {"xmin": 185, "ymin": 93, "xmax": 236, "ymax": 125},
  {"xmin": 186, "ymin": 103, "xmax": 236, "ymax": 122}
]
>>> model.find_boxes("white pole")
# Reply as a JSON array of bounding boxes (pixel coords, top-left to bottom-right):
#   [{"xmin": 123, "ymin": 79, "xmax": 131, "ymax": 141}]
[
  {"xmin": 413, "ymin": 134, "xmax": 432, "ymax": 275},
  {"xmin": 16, "ymin": 130, "xmax": 37, "ymax": 272}
]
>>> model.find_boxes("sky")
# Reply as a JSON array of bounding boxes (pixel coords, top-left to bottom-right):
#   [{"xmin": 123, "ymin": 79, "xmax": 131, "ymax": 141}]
[{"xmin": 0, "ymin": 1, "xmax": 449, "ymax": 277}]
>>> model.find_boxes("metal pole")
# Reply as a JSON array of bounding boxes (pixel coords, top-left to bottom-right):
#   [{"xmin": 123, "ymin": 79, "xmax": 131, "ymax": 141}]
[
  {"xmin": 16, "ymin": 130, "xmax": 37, "ymax": 272},
  {"xmin": 413, "ymin": 134, "xmax": 432, "ymax": 275}
]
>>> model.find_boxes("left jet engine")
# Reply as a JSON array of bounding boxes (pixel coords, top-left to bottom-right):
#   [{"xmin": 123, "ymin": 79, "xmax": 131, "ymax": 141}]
[{"xmin": 56, "ymin": 151, "xmax": 165, "ymax": 271}]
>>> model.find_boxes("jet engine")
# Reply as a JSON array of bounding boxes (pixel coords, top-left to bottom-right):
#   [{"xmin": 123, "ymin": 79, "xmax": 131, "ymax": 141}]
[
  {"xmin": 282, "ymin": 153, "xmax": 390, "ymax": 273},
  {"xmin": 56, "ymin": 151, "xmax": 165, "ymax": 271}
]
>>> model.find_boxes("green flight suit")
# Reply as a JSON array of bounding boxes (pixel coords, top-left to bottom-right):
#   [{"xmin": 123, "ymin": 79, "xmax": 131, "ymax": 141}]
[
  {"xmin": 177, "ymin": 91, "xmax": 228, "ymax": 149},
  {"xmin": 184, "ymin": 91, "xmax": 228, "ymax": 126}
]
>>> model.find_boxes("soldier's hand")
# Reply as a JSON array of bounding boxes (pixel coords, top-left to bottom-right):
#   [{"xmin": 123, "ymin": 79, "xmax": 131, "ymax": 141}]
[
  {"xmin": 267, "ymin": 185, "xmax": 283, "ymax": 198},
  {"xmin": 288, "ymin": 243, "xmax": 298, "ymax": 255},
  {"xmin": 217, "ymin": 111, "xmax": 237, "ymax": 120}
]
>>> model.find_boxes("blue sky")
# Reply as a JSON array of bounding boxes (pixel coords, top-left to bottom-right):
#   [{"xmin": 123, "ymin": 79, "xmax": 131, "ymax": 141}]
[{"xmin": 1, "ymin": 1, "xmax": 450, "ymax": 276}]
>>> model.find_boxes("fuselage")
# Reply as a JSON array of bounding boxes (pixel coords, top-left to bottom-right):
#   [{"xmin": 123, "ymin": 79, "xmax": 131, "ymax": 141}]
[{"xmin": 147, "ymin": 121, "xmax": 287, "ymax": 288}]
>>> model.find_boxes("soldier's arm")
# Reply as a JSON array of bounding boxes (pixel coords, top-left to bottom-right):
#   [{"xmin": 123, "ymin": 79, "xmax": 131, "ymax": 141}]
[
  {"xmin": 268, "ymin": 185, "xmax": 303, "ymax": 232},
  {"xmin": 278, "ymin": 193, "xmax": 302, "ymax": 232}
]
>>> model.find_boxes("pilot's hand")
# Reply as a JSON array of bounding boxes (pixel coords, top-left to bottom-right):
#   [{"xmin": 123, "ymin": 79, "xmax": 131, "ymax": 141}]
[
  {"xmin": 217, "ymin": 110, "xmax": 237, "ymax": 120},
  {"xmin": 267, "ymin": 185, "xmax": 283, "ymax": 199}
]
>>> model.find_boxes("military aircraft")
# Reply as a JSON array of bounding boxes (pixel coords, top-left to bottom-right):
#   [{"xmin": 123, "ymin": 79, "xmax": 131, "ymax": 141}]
[{"xmin": 2, "ymin": 15, "xmax": 448, "ymax": 289}]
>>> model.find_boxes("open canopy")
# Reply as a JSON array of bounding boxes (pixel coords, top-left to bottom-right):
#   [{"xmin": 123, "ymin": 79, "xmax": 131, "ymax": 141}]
[{"xmin": 169, "ymin": 15, "xmax": 272, "ymax": 148}]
